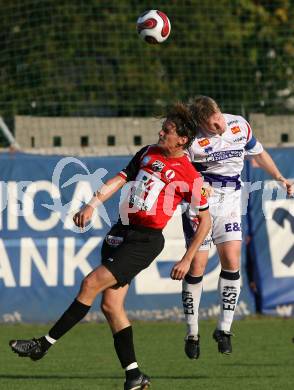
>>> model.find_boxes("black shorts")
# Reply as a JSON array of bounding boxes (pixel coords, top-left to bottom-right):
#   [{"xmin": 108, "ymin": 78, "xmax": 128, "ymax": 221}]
[{"xmin": 101, "ymin": 223, "xmax": 165, "ymax": 287}]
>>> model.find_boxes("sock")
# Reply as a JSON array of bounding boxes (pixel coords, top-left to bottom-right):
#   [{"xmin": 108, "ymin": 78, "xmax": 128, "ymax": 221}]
[
  {"xmin": 125, "ymin": 363, "xmax": 140, "ymax": 380},
  {"xmin": 38, "ymin": 336, "xmax": 53, "ymax": 352},
  {"xmin": 182, "ymin": 274, "xmax": 203, "ymax": 337},
  {"xmin": 113, "ymin": 326, "xmax": 139, "ymax": 377},
  {"xmin": 45, "ymin": 334, "xmax": 57, "ymax": 345},
  {"xmin": 217, "ymin": 269, "xmax": 241, "ymax": 332},
  {"xmin": 48, "ymin": 299, "xmax": 91, "ymax": 340}
]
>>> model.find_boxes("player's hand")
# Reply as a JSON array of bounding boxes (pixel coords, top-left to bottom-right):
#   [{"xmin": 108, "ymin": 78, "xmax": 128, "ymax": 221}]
[
  {"xmin": 170, "ymin": 258, "xmax": 191, "ymax": 280},
  {"xmin": 279, "ymin": 177, "xmax": 294, "ymax": 197},
  {"xmin": 73, "ymin": 204, "xmax": 94, "ymax": 228}
]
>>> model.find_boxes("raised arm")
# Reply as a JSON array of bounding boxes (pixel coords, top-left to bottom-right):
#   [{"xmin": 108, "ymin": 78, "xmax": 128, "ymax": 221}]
[
  {"xmin": 252, "ymin": 150, "xmax": 293, "ymax": 196},
  {"xmin": 73, "ymin": 174, "xmax": 126, "ymax": 228}
]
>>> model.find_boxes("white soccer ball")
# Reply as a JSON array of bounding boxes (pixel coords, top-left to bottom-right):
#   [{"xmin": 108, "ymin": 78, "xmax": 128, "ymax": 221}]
[{"xmin": 137, "ymin": 10, "xmax": 171, "ymax": 44}]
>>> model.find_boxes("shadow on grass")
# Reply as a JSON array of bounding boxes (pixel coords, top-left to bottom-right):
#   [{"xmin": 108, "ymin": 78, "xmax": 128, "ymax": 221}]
[
  {"xmin": 0, "ymin": 373, "xmax": 280, "ymax": 380},
  {"xmin": 0, "ymin": 374, "xmax": 121, "ymax": 380},
  {"xmin": 220, "ymin": 363, "xmax": 284, "ymax": 367}
]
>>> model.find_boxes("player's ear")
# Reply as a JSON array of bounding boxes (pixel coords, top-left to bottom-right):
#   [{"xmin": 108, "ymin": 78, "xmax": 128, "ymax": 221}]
[{"xmin": 178, "ymin": 136, "xmax": 188, "ymax": 147}]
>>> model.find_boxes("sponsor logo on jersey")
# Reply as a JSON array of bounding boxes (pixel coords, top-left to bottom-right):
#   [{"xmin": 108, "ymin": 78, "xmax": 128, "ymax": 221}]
[
  {"xmin": 204, "ymin": 146, "xmax": 213, "ymax": 153},
  {"xmin": 227, "ymin": 119, "xmax": 238, "ymax": 126},
  {"xmin": 142, "ymin": 156, "xmax": 151, "ymax": 166},
  {"xmin": 233, "ymin": 136, "xmax": 247, "ymax": 143},
  {"xmin": 165, "ymin": 169, "xmax": 175, "ymax": 181},
  {"xmin": 151, "ymin": 160, "xmax": 165, "ymax": 172},
  {"xmin": 205, "ymin": 150, "xmax": 243, "ymax": 162},
  {"xmin": 198, "ymin": 138, "xmax": 210, "ymax": 147},
  {"xmin": 231, "ymin": 126, "xmax": 241, "ymax": 134}
]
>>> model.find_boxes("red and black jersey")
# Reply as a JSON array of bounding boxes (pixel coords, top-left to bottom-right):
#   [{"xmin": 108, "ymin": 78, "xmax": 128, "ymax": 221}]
[{"xmin": 118, "ymin": 145, "xmax": 208, "ymax": 229}]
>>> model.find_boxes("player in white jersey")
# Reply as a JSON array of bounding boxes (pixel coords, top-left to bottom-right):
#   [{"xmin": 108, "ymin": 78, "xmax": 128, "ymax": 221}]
[{"xmin": 182, "ymin": 96, "xmax": 293, "ymax": 359}]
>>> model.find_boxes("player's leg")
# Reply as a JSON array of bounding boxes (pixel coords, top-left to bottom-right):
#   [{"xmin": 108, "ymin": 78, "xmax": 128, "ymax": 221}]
[
  {"xmin": 213, "ymin": 240, "xmax": 241, "ymax": 354},
  {"xmin": 101, "ymin": 286, "xmax": 150, "ymax": 390},
  {"xmin": 9, "ymin": 264, "xmax": 117, "ymax": 360},
  {"xmin": 210, "ymin": 188, "xmax": 242, "ymax": 355},
  {"xmin": 181, "ymin": 206, "xmax": 212, "ymax": 359},
  {"xmin": 98, "ymin": 226, "xmax": 163, "ymax": 389},
  {"xmin": 100, "ymin": 225, "xmax": 163, "ymax": 388},
  {"xmin": 182, "ymin": 250, "xmax": 209, "ymax": 359},
  {"xmin": 102, "ymin": 285, "xmax": 130, "ymax": 332}
]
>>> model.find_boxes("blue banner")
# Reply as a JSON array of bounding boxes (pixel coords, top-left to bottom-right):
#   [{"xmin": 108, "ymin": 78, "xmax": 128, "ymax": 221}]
[
  {"xmin": 247, "ymin": 147, "xmax": 294, "ymax": 316},
  {"xmin": 0, "ymin": 152, "xmax": 255, "ymax": 323}
]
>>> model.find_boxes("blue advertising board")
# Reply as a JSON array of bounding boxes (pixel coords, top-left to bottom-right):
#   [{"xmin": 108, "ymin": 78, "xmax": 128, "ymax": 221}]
[
  {"xmin": 0, "ymin": 150, "xmax": 263, "ymax": 323},
  {"xmin": 246, "ymin": 148, "xmax": 294, "ymax": 316}
]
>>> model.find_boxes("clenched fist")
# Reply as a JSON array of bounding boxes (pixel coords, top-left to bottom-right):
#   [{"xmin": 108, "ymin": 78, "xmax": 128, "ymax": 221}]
[{"xmin": 73, "ymin": 205, "xmax": 94, "ymax": 228}]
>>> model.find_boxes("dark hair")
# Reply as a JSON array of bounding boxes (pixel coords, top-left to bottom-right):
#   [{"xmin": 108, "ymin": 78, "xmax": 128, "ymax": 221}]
[
  {"xmin": 164, "ymin": 102, "xmax": 198, "ymax": 148},
  {"xmin": 189, "ymin": 96, "xmax": 220, "ymax": 125}
]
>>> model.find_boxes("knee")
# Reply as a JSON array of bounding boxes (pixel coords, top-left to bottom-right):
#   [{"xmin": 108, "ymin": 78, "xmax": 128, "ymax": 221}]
[
  {"xmin": 80, "ymin": 274, "xmax": 95, "ymax": 293},
  {"xmin": 101, "ymin": 298, "xmax": 117, "ymax": 317},
  {"xmin": 189, "ymin": 261, "xmax": 205, "ymax": 276},
  {"xmin": 220, "ymin": 258, "xmax": 240, "ymax": 271}
]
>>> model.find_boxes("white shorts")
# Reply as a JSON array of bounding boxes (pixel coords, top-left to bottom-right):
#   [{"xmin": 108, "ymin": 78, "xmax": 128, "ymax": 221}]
[{"xmin": 183, "ymin": 187, "xmax": 242, "ymax": 251}]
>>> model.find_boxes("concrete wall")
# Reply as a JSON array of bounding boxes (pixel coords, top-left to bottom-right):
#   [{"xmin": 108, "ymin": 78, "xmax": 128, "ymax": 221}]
[
  {"xmin": 249, "ymin": 113, "xmax": 294, "ymax": 144},
  {"xmin": 15, "ymin": 116, "xmax": 161, "ymax": 149},
  {"xmin": 14, "ymin": 114, "xmax": 294, "ymax": 155}
]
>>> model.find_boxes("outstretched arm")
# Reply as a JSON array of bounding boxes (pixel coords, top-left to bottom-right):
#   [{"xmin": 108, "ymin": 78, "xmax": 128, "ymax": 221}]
[
  {"xmin": 170, "ymin": 208, "xmax": 211, "ymax": 280},
  {"xmin": 73, "ymin": 175, "xmax": 126, "ymax": 228},
  {"xmin": 252, "ymin": 150, "xmax": 293, "ymax": 196}
]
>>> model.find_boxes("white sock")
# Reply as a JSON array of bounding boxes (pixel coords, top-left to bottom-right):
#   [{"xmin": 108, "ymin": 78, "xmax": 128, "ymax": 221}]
[
  {"xmin": 45, "ymin": 334, "xmax": 57, "ymax": 345},
  {"xmin": 217, "ymin": 269, "xmax": 241, "ymax": 332},
  {"xmin": 125, "ymin": 362, "xmax": 138, "ymax": 371},
  {"xmin": 182, "ymin": 274, "xmax": 203, "ymax": 337}
]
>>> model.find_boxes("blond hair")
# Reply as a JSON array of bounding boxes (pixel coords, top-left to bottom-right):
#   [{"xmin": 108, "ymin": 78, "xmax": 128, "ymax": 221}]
[{"xmin": 189, "ymin": 96, "xmax": 220, "ymax": 124}]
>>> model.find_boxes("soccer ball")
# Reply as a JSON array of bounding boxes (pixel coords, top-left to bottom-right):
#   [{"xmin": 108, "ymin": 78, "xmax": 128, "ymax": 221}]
[{"xmin": 137, "ymin": 10, "xmax": 171, "ymax": 44}]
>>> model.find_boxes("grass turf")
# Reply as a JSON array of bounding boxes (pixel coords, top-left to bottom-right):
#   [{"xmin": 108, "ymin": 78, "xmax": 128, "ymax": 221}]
[{"xmin": 0, "ymin": 317, "xmax": 293, "ymax": 390}]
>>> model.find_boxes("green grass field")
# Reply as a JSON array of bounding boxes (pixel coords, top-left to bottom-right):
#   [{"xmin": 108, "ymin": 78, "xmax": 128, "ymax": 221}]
[{"xmin": 0, "ymin": 318, "xmax": 293, "ymax": 390}]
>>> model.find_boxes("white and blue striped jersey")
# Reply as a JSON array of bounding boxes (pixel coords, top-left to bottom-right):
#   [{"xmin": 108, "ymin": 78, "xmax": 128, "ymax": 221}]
[{"xmin": 188, "ymin": 113, "xmax": 263, "ymax": 190}]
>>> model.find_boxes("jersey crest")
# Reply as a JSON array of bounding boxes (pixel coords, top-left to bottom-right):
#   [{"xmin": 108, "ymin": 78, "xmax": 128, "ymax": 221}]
[
  {"xmin": 198, "ymin": 138, "xmax": 210, "ymax": 147},
  {"xmin": 201, "ymin": 187, "xmax": 208, "ymax": 197},
  {"xmin": 231, "ymin": 126, "xmax": 241, "ymax": 134},
  {"xmin": 151, "ymin": 160, "xmax": 165, "ymax": 172}
]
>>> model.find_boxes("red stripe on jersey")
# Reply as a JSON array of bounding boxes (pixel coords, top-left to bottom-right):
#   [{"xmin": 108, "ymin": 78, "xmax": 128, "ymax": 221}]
[{"xmin": 246, "ymin": 122, "xmax": 252, "ymax": 141}]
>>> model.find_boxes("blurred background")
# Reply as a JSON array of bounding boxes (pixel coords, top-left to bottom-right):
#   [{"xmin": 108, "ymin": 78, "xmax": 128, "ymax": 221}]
[
  {"xmin": 0, "ymin": 0, "xmax": 294, "ymax": 153},
  {"xmin": 0, "ymin": 0, "xmax": 294, "ymax": 323}
]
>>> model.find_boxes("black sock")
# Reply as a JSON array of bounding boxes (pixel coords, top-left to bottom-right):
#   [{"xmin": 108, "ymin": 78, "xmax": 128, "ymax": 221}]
[
  {"xmin": 39, "ymin": 336, "xmax": 52, "ymax": 351},
  {"xmin": 48, "ymin": 299, "xmax": 91, "ymax": 340},
  {"xmin": 220, "ymin": 269, "xmax": 240, "ymax": 280},
  {"xmin": 113, "ymin": 326, "xmax": 138, "ymax": 370},
  {"xmin": 126, "ymin": 367, "xmax": 141, "ymax": 380}
]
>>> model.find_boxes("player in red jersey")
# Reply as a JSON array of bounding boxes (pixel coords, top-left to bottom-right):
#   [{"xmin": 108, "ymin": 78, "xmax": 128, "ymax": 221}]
[{"xmin": 9, "ymin": 102, "xmax": 211, "ymax": 390}]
